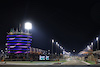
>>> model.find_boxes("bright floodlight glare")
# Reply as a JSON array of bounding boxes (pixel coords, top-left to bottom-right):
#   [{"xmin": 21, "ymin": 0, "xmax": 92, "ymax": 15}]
[
  {"xmin": 62, "ymin": 47, "xmax": 63, "ymax": 50},
  {"xmin": 5, "ymin": 48, "xmax": 7, "ymax": 50},
  {"xmin": 25, "ymin": 22, "xmax": 32, "ymax": 30},
  {"xmin": 1, "ymin": 50, "xmax": 3, "ymax": 52},
  {"xmin": 73, "ymin": 50, "xmax": 75, "ymax": 52},
  {"xmin": 96, "ymin": 37, "xmax": 99, "ymax": 41},
  {"xmin": 52, "ymin": 39, "xmax": 54, "ymax": 43},
  {"xmin": 48, "ymin": 50, "xmax": 50, "ymax": 51},
  {"xmin": 87, "ymin": 45, "xmax": 91, "ymax": 50},
  {"xmin": 5, "ymin": 43, "xmax": 7, "ymax": 46},
  {"xmin": 69, "ymin": 52, "xmax": 71, "ymax": 54},
  {"xmin": 56, "ymin": 42, "xmax": 58, "ymax": 45},
  {"xmin": 58, "ymin": 44, "xmax": 59, "ymax": 46},
  {"xmin": 60, "ymin": 46, "xmax": 62, "ymax": 48},
  {"xmin": 91, "ymin": 42, "xmax": 93, "ymax": 45}
]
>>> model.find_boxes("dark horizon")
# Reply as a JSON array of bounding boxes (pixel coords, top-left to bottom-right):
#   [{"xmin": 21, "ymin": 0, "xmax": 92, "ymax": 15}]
[{"xmin": 0, "ymin": 0, "xmax": 100, "ymax": 54}]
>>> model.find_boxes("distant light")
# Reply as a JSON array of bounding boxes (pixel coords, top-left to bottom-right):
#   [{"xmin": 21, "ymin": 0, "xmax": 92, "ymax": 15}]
[
  {"xmin": 52, "ymin": 39, "xmax": 54, "ymax": 43},
  {"xmin": 91, "ymin": 42, "xmax": 93, "ymax": 45},
  {"xmin": 61, "ymin": 47, "xmax": 63, "ymax": 50},
  {"xmin": 87, "ymin": 45, "xmax": 91, "ymax": 50},
  {"xmin": 56, "ymin": 42, "xmax": 58, "ymax": 45},
  {"xmin": 58, "ymin": 44, "xmax": 59, "ymax": 46},
  {"xmin": 96, "ymin": 37, "xmax": 99, "ymax": 41},
  {"xmin": 5, "ymin": 43, "xmax": 7, "ymax": 46},
  {"xmin": 5, "ymin": 48, "xmax": 7, "ymax": 50},
  {"xmin": 25, "ymin": 22, "xmax": 32, "ymax": 30},
  {"xmin": 48, "ymin": 53, "xmax": 50, "ymax": 54},
  {"xmin": 2, "ymin": 52, "xmax": 4, "ymax": 54},
  {"xmin": 48, "ymin": 50, "xmax": 50, "ymax": 51},
  {"xmin": 60, "ymin": 46, "xmax": 62, "ymax": 48},
  {"xmin": 73, "ymin": 50, "xmax": 75, "ymax": 52},
  {"xmin": 1, "ymin": 50, "xmax": 3, "ymax": 52}
]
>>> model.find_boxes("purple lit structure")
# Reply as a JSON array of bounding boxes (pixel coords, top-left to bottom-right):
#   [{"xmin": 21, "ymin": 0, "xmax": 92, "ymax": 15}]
[{"xmin": 6, "ymin": 29, "xmax": 32, "ymax": 54}]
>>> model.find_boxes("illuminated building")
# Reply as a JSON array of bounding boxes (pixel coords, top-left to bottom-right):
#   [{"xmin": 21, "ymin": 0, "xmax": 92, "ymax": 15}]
[
  {"xmin": 6, "ymin": 28, "xmax": 32, "ymax": 54},
  {"xmin": 5, "ymin": 28, "xmax": 47, "ymax": 60}
]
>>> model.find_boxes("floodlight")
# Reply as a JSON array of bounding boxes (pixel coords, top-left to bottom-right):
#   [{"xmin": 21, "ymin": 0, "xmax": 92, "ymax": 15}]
[
  {"xmin": 58, "ymin": 44, "xmax": 59, "ymax": 46},
  {"xmin": 56, "ymin": 42, "xmax": 58, "ymax": 45},
  {"xmin": 25, "ymin": 22, "xmax": 32, "ymax": 30},
  {"xmin": 91, "ymin": 42, "xmax": 93, "ymax": 45},
  {"xmin": 96, "ymin": 37, "xmax": 99, "ymax": 41},
  {"xmin": 52, "ymin": 39, "xmax": 54, "ymax": 43},
  {"xmin": 87, "ymin": 45, "xmax": 91, "ymax": 50}
]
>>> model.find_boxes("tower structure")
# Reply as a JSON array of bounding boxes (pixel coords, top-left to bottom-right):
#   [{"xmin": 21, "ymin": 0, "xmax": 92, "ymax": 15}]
[{"xmin": 6, "ymin": 28, "xmax": 32, "ymax": 54}]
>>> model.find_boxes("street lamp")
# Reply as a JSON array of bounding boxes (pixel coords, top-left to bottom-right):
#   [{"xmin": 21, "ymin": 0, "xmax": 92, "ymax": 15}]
[
  {"xmin": 25, "ymin": 22, "xmax": 32, "ymax": 60},
  {"xmin": 55, "ymin": 53, "xmax": 57, "ymax": 55},
  {"xmin": 52, "ymin": 39, "xmax": 54, "ymax": 60},
  {"xmin": 56, "ymin": 42, "xmax": 58, "ymax": 45},
  {"xmin": 61, "ymin": 47, "xmax": 63, "ymax": 50},
  {"xmin": 56, "ymin": 42, "xmax": 58, "ymax": 55},
  {"xmin": 91, "ymin": 42, "xmax": 93, "ymax": 50},
  {"xmin": 5, "ymin": 48, "xmax": 7, "ymax": 51},
  {"xmin": 57, "ymin": 44, "xmax": 60, "ymax": 57},
  {"xmin": 56, "ymin": 42, "xmax": 60, "ymax": 59},
  {"xmin": 5, "ymin": 43, "xmax": 7, "ymax": 46},
  {"xmin": 60, "ymin": 46, "xmax": 63, "ymax": 55},
  {"xmin": 87, "ymin": 45, "xmax": 91, "ymax": 50},
  {"xmin": 73, "ymin": 50, "xmax": 75, "ymax": 52},
  {"xmin": 73, "ymin": 49, "xmax": 75, "ymax": 57},
  {"xmin": 1, "ymin": 50, "xmax": 3, "ymax": 52},
  {"xmin": 48, "ymin": 50, "xmax": 50, "ymax": 55},
  {"xmin": 91, "ymin": 42, "xmax": 93, "ymax": 46},
  {"xmin": 96, "ymin": 37, "xmax": 99, "ymax": 50}
]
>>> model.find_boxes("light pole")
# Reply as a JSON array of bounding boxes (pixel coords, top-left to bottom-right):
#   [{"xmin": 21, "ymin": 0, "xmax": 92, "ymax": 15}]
[
  {"xmin": 73, "ymin": 49, "xmax": 75, "ymax": 57},
  {"xmin": 87, "ymin": 45, "xmax": 91, "ymax": 50},
  {"xmin": 1, "ymin": 50, "xmax": 4, "ymax": 60},
  {"xmin": 52, "ymin": 39, "xmax": 54, "ymax": 60},
  {"xmin": 60, "ymin": 46, "xmax": 63, "ymax": 59},
  {"xmin": 96, "ymin": 37, "xmax": 99, "ymax": 50},
  {"xmin": 73, "ymin": 50, "xmax": 75, "ymax": 52},
  {"xmin": 60, "ymin": 46, "xmax": 62, "ymax": 55},
  {"xmin": 56, "ymin": 42, "xmax": 58, "ymax": 58},
  {"xmin": 25, "ymin": 22, "xmax": 32, "ymax": 60},
  {"xmin": 5, "ymin": 48, "xmax": 7, "ymax": 51},
  {"xmin": 48, "ymin": 50, "xmax": 50, "ymax": 55},
  {"xmin": 61, "ymin": 47, "xmax": 63, "ymax": 56},
  {"xmin": 57, "ymin": 44, "xmax": 60, "ymax": 59},
  {"xmin": 91, "ymin": 42, "xmax": 93, "ymax": 51},
  {"xmin": 63, "ymin": 49, "xmax": 65, "ymax": 59},
  {"xmin": 56, "ymin": 42, "xmax": 60, "ymax": 60}
]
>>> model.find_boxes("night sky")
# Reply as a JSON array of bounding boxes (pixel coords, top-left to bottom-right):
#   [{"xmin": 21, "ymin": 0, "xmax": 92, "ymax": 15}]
[{"xmin": 0, "ymin": 0, "xmax": 100, "ymax": 54}]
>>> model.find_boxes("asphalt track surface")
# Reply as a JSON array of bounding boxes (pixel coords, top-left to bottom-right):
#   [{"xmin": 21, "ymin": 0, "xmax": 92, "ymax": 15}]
[
  {"xmin": 0, "ymin": 57, "xmax": 100, "ymax": 67},
  {"xmin": 0, "ymin": 65, "xmax": 100, "ymax": 67}
]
